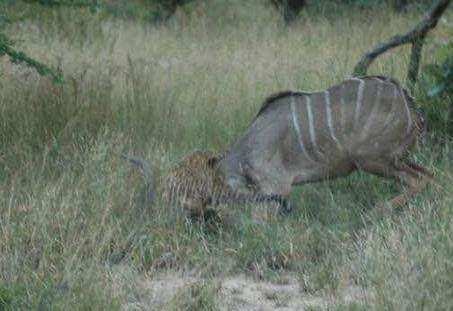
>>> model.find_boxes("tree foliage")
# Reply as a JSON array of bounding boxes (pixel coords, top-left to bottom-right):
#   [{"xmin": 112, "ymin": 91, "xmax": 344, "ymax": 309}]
[
  {"xmin": 0, "ymin": 34, "xmax": 62, "ymax": 83},
  {"xmin": 427, "ymin": 53, "xmax": 453, "ymax": 98},
  {"xmin": 421, "ymin": 45, "xmax": 453, "ymax": 137},
  {"xmin": 0, "ymin": 19, "xmax": 62, "ymax": 83},
  {"xmin": 149, "ymin": 0, "xmax": 196, "ymax": 22},
  {"xmin": 269, "ymin": 0, "xmax": 438, "ymax": 24}
]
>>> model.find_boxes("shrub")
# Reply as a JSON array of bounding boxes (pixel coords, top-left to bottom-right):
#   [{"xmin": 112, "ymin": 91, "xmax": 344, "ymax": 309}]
[
  {"xmin": 148, "ymin": 0, "xmax": 196, "ymax": 22},
  {"xmin": 420, "ymin": 43, "xmax": 453, "ymax": 137},
  {"xmin": 270, "ymin": 0, "xmax": 306, "ymax": 24}
]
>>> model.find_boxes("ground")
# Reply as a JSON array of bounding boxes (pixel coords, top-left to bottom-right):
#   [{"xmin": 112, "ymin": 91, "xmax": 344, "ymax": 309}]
[
  {"xmin": 127, "ymin": 271, "xmax": 369, "ymax": 310},
  {"xmin": 1, "ymin": 1, "xmax": 452, "ymax": 310}
]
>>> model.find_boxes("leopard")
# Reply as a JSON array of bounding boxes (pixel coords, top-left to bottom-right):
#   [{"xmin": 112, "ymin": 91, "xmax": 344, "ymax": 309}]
[
  {"xmin": 123, "ymin": 149, "xmax": 292, "ymax": 224},
  {"xmin": 162, "ymin": 150, "xmax": 232, "ymax": 220}
]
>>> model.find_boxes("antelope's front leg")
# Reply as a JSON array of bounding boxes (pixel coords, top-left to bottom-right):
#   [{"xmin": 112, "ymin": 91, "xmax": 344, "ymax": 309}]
[
  {"xmin": 278, "ymin": 197, "xmax": 294, "ymax": 215},
  {"xmin": 253, "ymin": 193, "xmax": 295, "ymax": 215}
]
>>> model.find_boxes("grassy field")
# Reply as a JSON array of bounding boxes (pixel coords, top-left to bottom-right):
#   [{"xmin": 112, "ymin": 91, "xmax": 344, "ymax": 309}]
[{"xmin": 1, "ymin": 1, "xmax": 453, "ymax": 309}]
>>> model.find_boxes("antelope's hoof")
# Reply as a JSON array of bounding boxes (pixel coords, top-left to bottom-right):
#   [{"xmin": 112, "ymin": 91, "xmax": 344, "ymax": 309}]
[
  {"xmin": 374, "ymin": 201, "xmax": 393, "ymax": 214},
  {"xmin": 278, "ymin": 199, "xmax": 295, "ymax": 216}
]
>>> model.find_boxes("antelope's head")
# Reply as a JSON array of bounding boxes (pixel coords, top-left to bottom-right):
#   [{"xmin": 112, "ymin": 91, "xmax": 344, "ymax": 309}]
[{"xmin": 217, "ymin": 155, "xmax": 259, "ymax": 197}]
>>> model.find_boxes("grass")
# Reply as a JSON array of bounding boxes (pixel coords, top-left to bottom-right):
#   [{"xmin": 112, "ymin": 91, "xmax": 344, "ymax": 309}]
[{"xmin": 1, "ymin": 0, "xmax": 453, "ymax": 309}]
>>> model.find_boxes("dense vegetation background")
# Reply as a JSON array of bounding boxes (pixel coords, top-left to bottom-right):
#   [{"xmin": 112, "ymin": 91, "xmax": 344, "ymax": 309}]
[{"xmin": 0, "ymin": 0, "xmax": 452, "ymax": 309}]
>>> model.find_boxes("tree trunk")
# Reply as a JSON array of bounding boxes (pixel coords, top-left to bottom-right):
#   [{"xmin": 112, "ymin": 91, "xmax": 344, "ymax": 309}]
[
  {"xmin": 271, "ymin": 0, "xmax": 306, "ymax": 24},
  {"xmin": 407, "ymin": 36, "xmax": 426, "ymax": 91},
  {"xmin": 394, "ymin": 0, "xmax": 409, "ymax": 12}
]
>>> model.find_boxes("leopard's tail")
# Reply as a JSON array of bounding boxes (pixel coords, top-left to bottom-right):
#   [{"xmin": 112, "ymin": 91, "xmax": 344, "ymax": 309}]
[{"xmin": 121, "ymin": 154, "xmax": 155, "ymax": 204}]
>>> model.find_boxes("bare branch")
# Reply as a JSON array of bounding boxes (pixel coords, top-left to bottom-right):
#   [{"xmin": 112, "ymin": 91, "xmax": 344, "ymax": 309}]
[{"xmin": 353, "ymin": 0, "xmax": 451, "ymax": 80}]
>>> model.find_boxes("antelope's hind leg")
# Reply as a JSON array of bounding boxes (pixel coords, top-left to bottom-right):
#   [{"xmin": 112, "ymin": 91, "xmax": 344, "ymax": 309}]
[
  {"xmin": 388, "ymin": 161, "xmax": 435, "ymax": 207},
  {"xmin": 358, "ymin": 160, "xmax": 433, "ymax": 209}
]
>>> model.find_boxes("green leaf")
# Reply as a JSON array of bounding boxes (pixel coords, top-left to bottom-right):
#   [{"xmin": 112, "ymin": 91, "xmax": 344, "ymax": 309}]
[
  {"xmin": 0, "ymin": 32, "xmax": 63, "ymax": 83},
  {"xmin": 428, "ymin": 83, "xmax": 446, "ymax": 97}
]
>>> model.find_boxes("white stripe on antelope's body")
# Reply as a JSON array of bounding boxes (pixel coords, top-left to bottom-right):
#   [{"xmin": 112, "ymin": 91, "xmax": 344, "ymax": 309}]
[{"xmin": 219, "ymin": 76, "xmax": 431, "ymax": 210}]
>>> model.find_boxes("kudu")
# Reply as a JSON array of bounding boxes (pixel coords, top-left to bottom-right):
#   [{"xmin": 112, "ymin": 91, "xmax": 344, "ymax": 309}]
[{"xmin": 217, "ymin": 75, "xmax": 432, "ymax": 210}]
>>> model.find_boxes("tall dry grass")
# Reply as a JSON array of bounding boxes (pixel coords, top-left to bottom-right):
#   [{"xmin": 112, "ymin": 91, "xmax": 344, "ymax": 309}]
[{"xmin": 0, "ymin": 1, "xmax": 452, "ymax": 309}]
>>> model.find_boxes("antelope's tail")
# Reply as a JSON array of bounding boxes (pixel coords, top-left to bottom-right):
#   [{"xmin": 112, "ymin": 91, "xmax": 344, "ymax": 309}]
[{"xmin": 121, "ymin": 154, "xmax": 155, "ymax": 204}]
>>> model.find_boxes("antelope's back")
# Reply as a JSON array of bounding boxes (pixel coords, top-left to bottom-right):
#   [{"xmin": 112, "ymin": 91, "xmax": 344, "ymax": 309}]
[
  {"xmin": 339, "ymin": 76, "xmax": 418, "ymax": 158},
  {"xmin": 290, "ymin": 76, "xmax": 421, "ymax": 163}
]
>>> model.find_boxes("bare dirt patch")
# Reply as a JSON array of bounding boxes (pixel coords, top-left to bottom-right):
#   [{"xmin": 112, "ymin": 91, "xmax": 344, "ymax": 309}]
[{"xmin": 127, "ymin": 272, "xmax": 369, "ymax": 310}]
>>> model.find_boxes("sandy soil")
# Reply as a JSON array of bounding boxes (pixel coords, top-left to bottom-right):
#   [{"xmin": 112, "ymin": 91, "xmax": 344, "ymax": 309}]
[{"xmin": 126, "ymin": 272, "xmax": 369, "ymax": 310}]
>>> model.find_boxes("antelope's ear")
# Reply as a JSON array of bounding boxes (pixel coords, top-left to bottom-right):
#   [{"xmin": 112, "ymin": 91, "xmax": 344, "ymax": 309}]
[{"xmin": 207, "ymin": 156, "xmax": 219, "ymax": 168}]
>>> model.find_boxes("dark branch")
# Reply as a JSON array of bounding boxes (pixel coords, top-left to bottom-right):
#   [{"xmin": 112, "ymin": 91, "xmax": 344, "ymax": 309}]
[
  {"xmin": 23, "ymin": 0, "xmax": 99, "ymax": 8},
  {"xmin": 353, "ymin": 0, "xmax": 451, "ymax": 78}
]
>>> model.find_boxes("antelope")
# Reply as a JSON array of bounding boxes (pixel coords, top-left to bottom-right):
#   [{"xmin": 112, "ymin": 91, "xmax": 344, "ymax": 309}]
[{"xmin": 217, "ymin": 75, "xmax": 433, "ymax": 211}]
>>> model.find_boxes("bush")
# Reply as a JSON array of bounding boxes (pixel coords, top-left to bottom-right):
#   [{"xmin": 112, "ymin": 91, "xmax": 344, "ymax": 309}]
[
  {"xmin": 149, "ymin": 0, "xmax": 196, "ymax": 22},
  {"xmin": 420, "ymin": 43, "xmax": 453, "ymax": 137},
  {"xmin": 270, "ymin": 0, "xmax": 306, "ymax": 24},
  {"xmin": 0, "ymin": 284, "xmax": 26, "ymax": 310}
]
